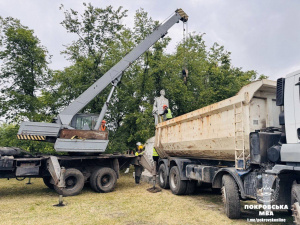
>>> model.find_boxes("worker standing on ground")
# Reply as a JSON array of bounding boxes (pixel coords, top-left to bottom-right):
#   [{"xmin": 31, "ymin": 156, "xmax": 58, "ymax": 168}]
[
  {"xmin": 153, "ymin": 147, "xmax": 159, "ymax": 172},
  {"xmin": 134, "ymin": 142, "xmax": 144, "ymax": 184},
  {"xmin": 153, "ymin": 147, "xmax": 159, "ymax": 163},
  {"xmin": 135, "ymin": 144, "xmax": 144, "ymax": 156},
  {"xmin": 100, "ymin": 120, "xmax": 106, "ymax": 131},
  {"xmin": 160, "ymin": 105, "xmax": 172, "ymax": 121}
]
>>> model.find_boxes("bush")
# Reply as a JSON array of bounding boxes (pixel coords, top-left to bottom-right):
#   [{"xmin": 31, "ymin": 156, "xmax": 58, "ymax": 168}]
[{"xmin": 0, "ymin": 123, "xmax": 55, "ymax": 154}]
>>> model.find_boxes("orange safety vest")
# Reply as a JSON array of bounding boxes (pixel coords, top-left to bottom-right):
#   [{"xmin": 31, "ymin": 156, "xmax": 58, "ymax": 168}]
[{"xmin": 100, "ymin": 125, "xmax": 106, "ymax": 131}]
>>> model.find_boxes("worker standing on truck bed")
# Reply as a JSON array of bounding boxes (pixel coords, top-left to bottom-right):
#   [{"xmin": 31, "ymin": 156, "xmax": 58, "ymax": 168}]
[{"xmin": 160, "ymin": 105, "xmax": 172, "ymax": 121}]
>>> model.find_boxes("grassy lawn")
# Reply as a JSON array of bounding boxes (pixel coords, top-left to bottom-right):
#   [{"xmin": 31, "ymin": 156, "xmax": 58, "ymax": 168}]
[{"xmin": 0, "ymin": 172, "xmax": 292, "ymax": 225}]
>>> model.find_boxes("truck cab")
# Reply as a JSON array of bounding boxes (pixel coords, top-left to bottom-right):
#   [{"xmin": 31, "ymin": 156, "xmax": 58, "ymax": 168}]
[{"xmin": 277, "ymin": 70, "xmax": 300, "ymax": 163}]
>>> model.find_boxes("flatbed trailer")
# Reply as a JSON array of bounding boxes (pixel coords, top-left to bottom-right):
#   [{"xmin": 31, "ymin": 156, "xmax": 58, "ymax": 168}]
[{"xmin": 0, "ymin": 147, "xmax": 137, "ymax": 196}]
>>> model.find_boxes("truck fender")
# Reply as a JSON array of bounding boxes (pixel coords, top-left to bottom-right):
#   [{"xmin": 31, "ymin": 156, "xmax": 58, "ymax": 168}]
[{"xmin": 212, "ymin": 168, "xmax": 246, "ymax": 199}]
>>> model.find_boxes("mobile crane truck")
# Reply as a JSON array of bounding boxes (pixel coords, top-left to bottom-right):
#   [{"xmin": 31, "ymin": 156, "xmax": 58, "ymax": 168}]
[
  {"xmin": 154, "ymin": 72, "xmax": 300, "ymax": 222},
  {"xmin": 0, "ymin": 9, "xmax": 188, "ymax": 197}
]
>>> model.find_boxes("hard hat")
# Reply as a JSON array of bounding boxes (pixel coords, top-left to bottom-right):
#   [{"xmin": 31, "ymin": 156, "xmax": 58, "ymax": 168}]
[
  {"xmin": 101, "ymin": 120, "xmax": 106, "ymax": 124},
  {"xmin": 163, "ymin": 105, "xmax": 168, "ymax": 108},
  {"xmin": 136, "ymin": 142, "xmax": 142, "ymax": 146}
]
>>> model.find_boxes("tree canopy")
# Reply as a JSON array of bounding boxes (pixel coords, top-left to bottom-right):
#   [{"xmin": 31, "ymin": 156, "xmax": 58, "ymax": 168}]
[
  {"xmin": 0, "ymin": 4, "xmax": 266, "ymax": 154},
  {"xmin": 0, "ymin": 17, "xmax": 50, "ymax": 122}
]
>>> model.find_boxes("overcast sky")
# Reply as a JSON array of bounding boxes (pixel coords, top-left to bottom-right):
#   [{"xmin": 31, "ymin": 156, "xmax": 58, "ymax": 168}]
[{"xmin": 1, "ymin": 0, "xmax": 300, "ymax": 80}]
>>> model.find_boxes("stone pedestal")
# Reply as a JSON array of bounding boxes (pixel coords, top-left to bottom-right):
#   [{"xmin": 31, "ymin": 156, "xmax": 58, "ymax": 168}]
[{"xmin": 140, "ymin": 136, "xmax": 157, "ymax": 184}]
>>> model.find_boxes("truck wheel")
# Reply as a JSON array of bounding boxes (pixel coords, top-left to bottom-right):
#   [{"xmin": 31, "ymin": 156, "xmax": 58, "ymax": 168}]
[
  {"xmin": 169, "ymin": 166, "xmax": 187, "ymax": 195},
  {"xmin": 90, "ymin": 167, "xmax": 117, "ymax": 193},
  {"xmin": 291, "ymin": 182, "xmax": 300, "ymax": 224},
  {"xmin": 222, "ymin": 175, "xmax": 241, "ymax": 219},
  {"xmin": 54, "ymin": 168, "xmax": 84, "ymax": 196},
  {"xmin": 185, "ymin": 180, "xmax": 196, "ymax": 195},
  {"xmin": 158, "ymin": 164, "xmax": 169, "ymax": 189},
  {"xmin": 43, "ymin": 176, "xmax": 54, "ymax": 190}
]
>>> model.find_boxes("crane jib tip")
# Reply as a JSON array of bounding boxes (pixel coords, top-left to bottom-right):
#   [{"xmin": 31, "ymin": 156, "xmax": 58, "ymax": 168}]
[{"xmin": 176, "ymin": 8, "xmax": 188, "ymax": 22}]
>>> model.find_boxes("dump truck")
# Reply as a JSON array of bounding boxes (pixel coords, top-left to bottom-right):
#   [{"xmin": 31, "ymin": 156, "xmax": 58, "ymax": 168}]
[
  {"xmin": 154, "ymin": 74, "xmax": 300, "ymax": 221},
  {"xmin": 0, "ymin": 9, "xmax": 188, "ymax": 196}
]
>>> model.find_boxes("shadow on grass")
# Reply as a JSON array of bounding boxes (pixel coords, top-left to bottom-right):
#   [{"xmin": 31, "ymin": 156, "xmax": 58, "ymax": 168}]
[
  {"xmin": 0, "ymin": 173, "xmax": 137, "ymax": 198},
  {"xmin": 0, "ymin": 182, "xmax": 56, "ymax": 198}
]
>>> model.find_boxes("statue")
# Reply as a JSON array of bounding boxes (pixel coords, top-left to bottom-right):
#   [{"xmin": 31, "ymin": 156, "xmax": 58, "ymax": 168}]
[{"xmin": 153, "ymin": 89, "xmax": 169, "ymax": 125}]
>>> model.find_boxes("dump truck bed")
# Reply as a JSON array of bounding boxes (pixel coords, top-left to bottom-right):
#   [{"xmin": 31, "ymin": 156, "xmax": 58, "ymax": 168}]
[{"xmin": 154, "ymin": 79, "xmax": 280, "ymax": 161}]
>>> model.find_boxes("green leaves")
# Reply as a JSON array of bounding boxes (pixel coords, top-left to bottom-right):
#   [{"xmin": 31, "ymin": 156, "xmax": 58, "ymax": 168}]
[
  {"xmin": 52, "ymin": 5, "xmax": 260, "ymax": 153},
  {"xmin": 60, "ymin": 3, "xmax": 127, "ymax": 62},
  {"xmin": 0, "ymin": 123, "xmax": 55, "ymax": 154},
  {"xmin": 0, "ymin": 6, "xmax": 262, "ymax": 155},
  {"xmin": 0, "ymin": 17, "xmax": 50, "ymax": 122}
]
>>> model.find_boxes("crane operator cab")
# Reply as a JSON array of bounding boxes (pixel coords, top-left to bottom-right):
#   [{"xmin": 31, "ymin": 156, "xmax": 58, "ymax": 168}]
[
  {"xmin": 18, "ymin": 113, "xmax": 109, "ymax": 154},
  {"xmin": 71, "ymin": 114, "xmax": 99, "ymax": 130},
  {"xmin": 55, "ymin": 113, "xmax": 109, "ymax": 153}
]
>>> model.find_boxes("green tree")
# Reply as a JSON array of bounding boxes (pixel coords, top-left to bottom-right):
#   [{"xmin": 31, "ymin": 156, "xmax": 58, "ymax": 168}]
[
  {"xmin": 51, "ymin": 5, "xmax": 161, "ymax": 152},
  {"xmin": 161, "ymin": 34, "xmax": 258, "ymax": 116},
  {"xmin": 46, "ymin": 5, "xmax": 262, "ymax": 154},
  {"xmin": 51, "ymin": 3, "xmax": 128, "ymax": 114},
  {"xmin": 0, "ymin": 17, "xmax": 50, "ymax": 122},
  {"xmin": 106, "ymin": 9, "xmax": 171, "ymax": 152},
  {"xmin": 0, "ymin": 123, "xmax": 55, "ymax": 154}
]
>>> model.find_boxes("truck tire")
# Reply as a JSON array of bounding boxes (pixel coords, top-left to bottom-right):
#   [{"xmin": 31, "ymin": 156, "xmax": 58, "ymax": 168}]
[
  {"xmin": 185, "ymin": 180, "xmax": 196, "ymax": 195},
  {"xmin": 169, "ymin": 166, "xmax": 187, "ymax": 195},
  {"xmin": 158, "ymin": 163, "xmax": 169, "ymax": 189},
  {"xmin": 54, "ymin": 168, "xmax": 84, "ymax": 196},
  {"xmin": 291, "ymin": 182, "xmax": 300, "ymax": 224},
  {"xmin": 222, "ymin": 175, "xmax": 241, "ymax": 219},
  {"xmin": 90, "ymin": 167, "xmax": 117, "ymax": 193},
  {"xmin": 43, "ymin": 176, "xmax": 54, "ymax": 190}
]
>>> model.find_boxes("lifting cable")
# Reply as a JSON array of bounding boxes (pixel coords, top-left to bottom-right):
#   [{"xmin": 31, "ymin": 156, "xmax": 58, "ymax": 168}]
[{"xmin": 182, "ymin": 20, "xmax": 188, "ymax": 84}]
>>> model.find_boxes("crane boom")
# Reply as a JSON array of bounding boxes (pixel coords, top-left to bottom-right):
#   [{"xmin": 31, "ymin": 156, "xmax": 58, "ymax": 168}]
[
  {"xmin": 59, "ymin": 9, "xmax": 188, "ymax": 126},
  {"xmin": 18, "ymin": 9, "xmax": 188, "ymax": 153}
]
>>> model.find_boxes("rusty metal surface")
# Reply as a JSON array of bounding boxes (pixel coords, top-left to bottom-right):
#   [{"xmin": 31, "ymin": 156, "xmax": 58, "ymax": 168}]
[
  {"xmin": 60, "ymin": 129, "xmax": 108, "ymax": 140},
  {"xmin": 154, "ymin": 80, "xmax": 279, "ymax": 161}
]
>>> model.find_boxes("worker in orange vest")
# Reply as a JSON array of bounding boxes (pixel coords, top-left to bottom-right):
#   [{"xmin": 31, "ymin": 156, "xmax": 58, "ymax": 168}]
[{"xmin": 100, "ymin": 120, "xmax": 106, "ymax": 131}]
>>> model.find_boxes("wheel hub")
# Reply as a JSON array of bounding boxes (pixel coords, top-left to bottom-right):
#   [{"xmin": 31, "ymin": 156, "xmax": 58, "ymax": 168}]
[
  {"xmin": 101, "ymin": 175, "xmax": 110, "ymax": 187},
  {"xmin": 66, "ymin": 177, "xmax": 76, "ymax": 187}
]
